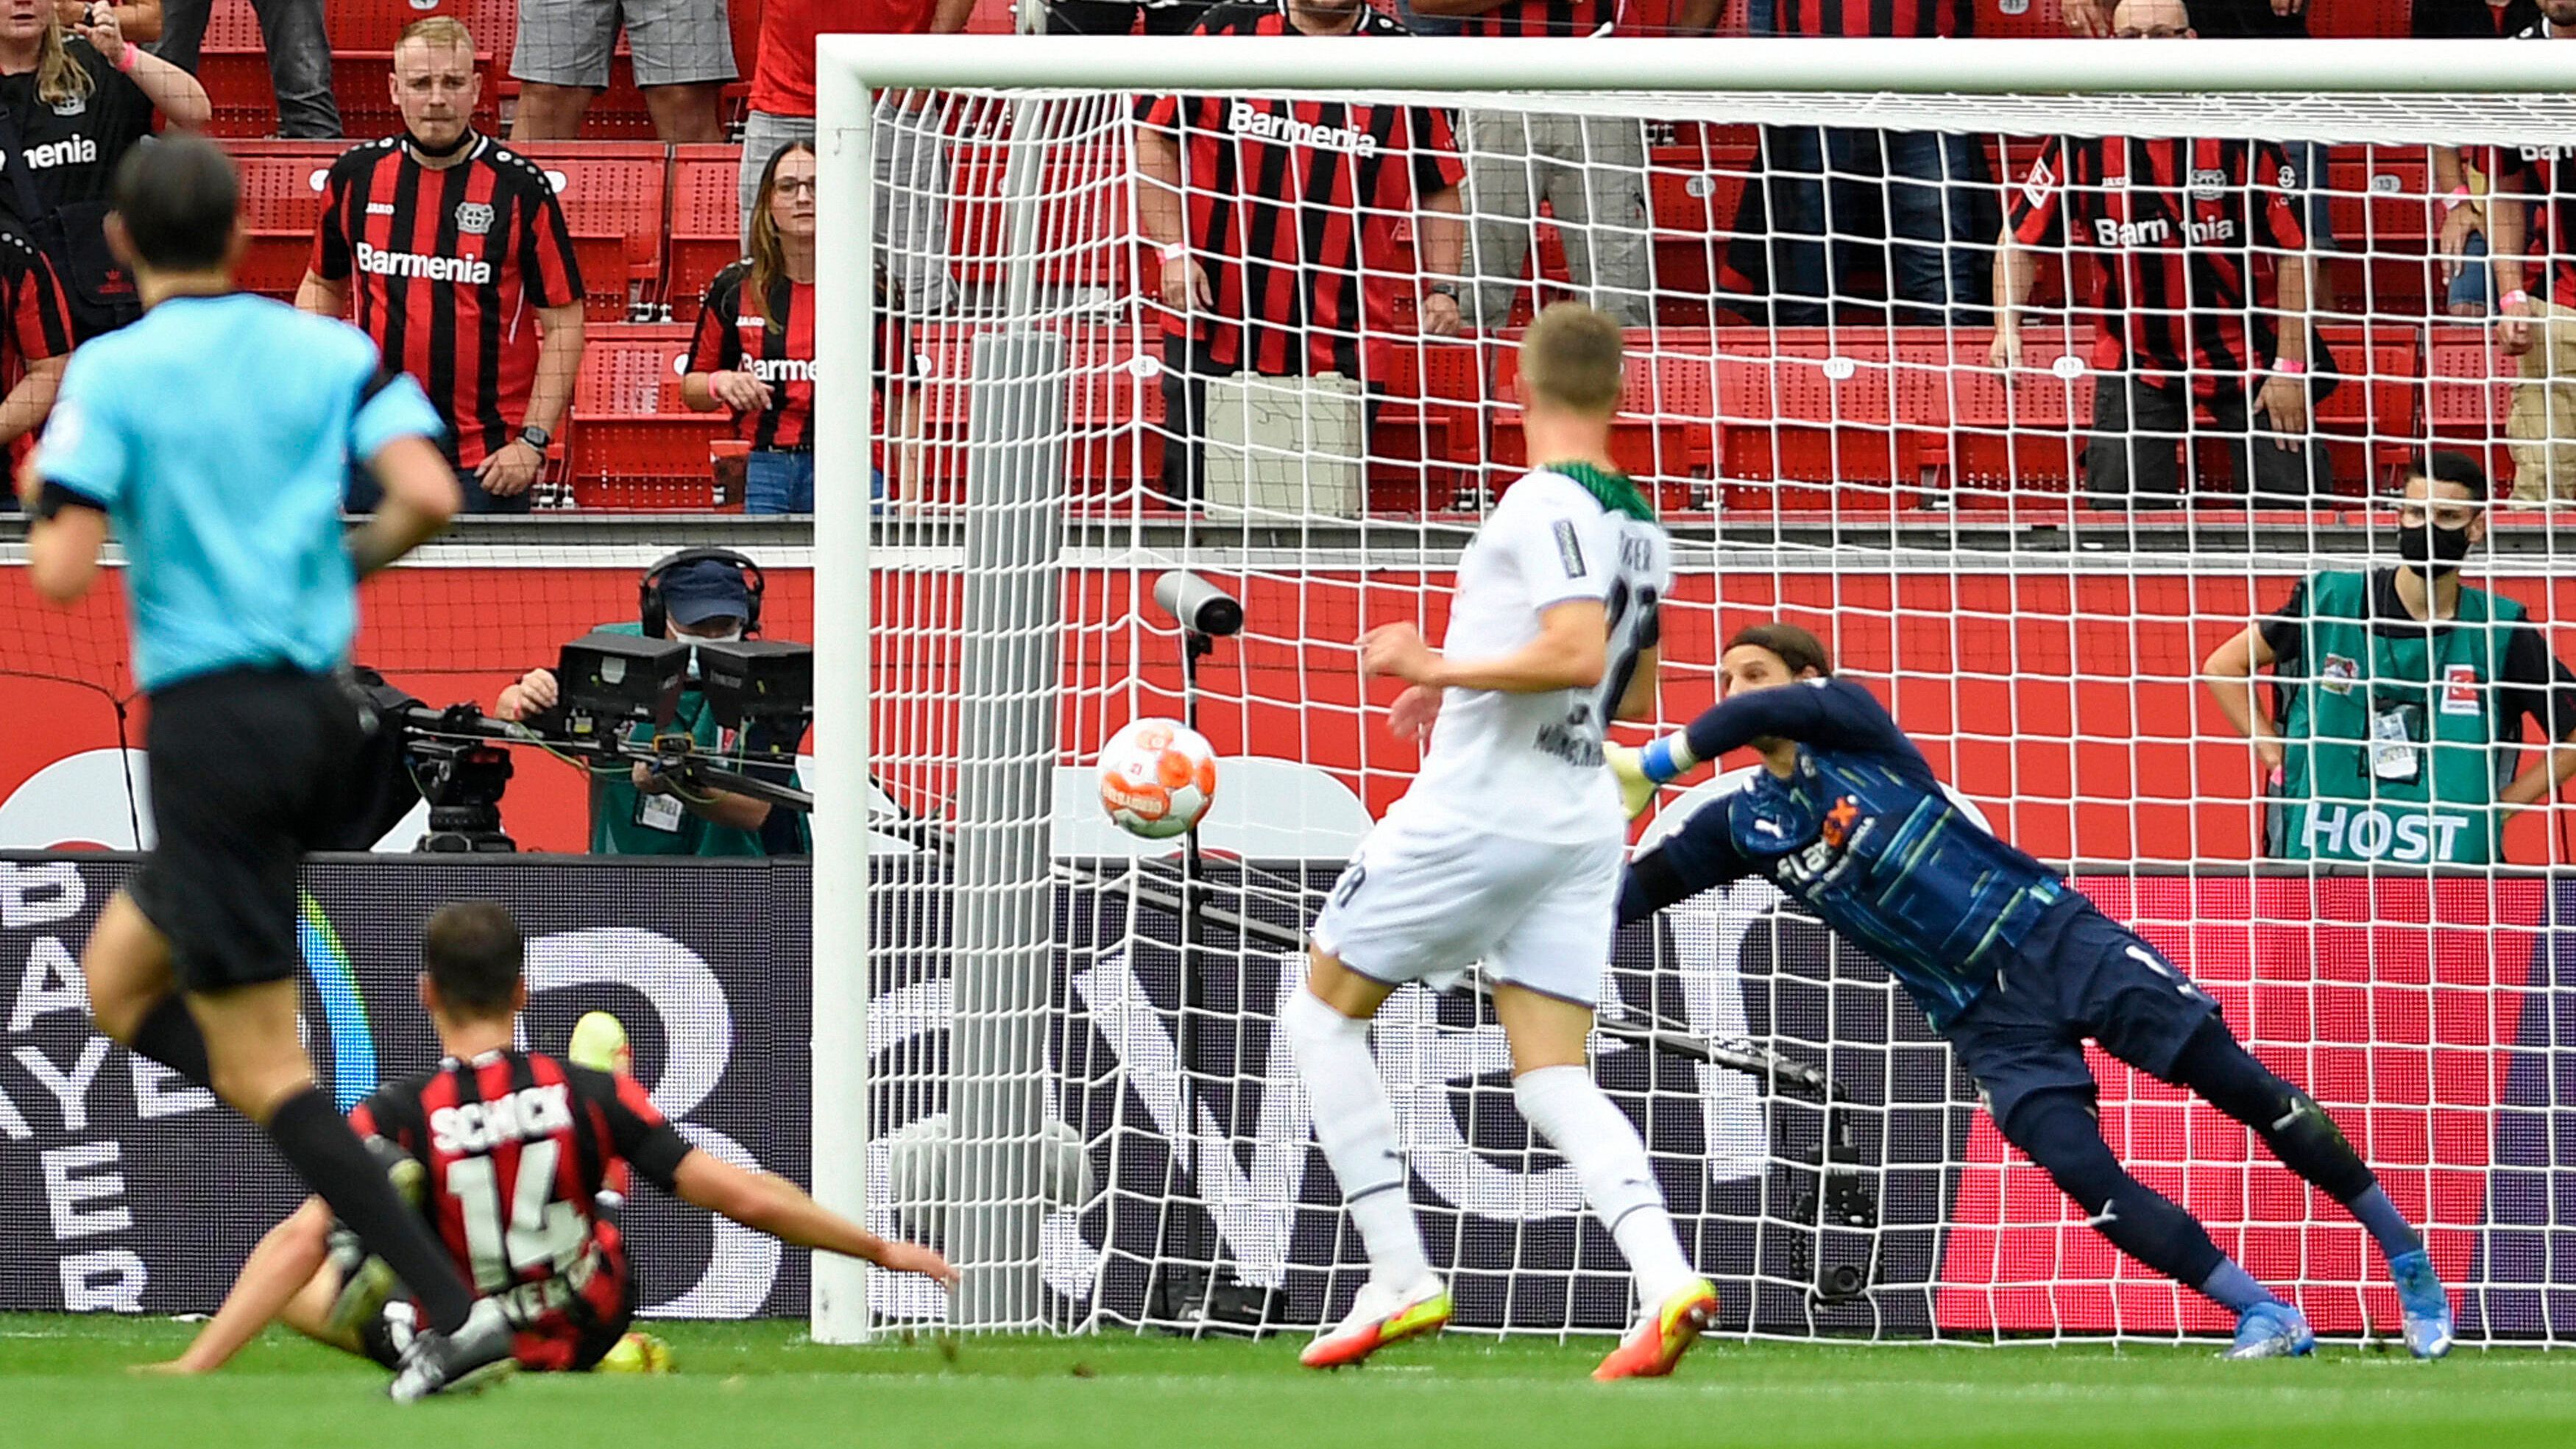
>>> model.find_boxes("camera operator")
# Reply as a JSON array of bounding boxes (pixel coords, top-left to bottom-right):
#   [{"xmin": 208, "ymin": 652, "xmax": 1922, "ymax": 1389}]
[{"xmin": 492, "ymin": 550, "xmax": 809, "ymax": 857}]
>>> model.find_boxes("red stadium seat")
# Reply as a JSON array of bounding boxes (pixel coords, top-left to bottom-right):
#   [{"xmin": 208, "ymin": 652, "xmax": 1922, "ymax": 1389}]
[
  {"xmin": 201, "ymin": 0, "xmax": 498, "ymax": 140},
  {"xmin": 1713, "ymin": 327, "xmax": 1928, "ymax": 510},
  {"xmin": 2307, "ymin": 0, "xmax": 2410, "ymax": 37},
  {"xmin": 667, "ymin": 144, "xmax": 744, "ymax": 323},
  {"xmin": 1913, "ymin": 325, "xmax": 2098, "ymax": 506},
  {"xmin": 2427, "ymin": 325, "xmax": 2516, "ymax": 491},
  {"xmin": 2313, "ymin": 322, "xmax": 2423, "ymax": 493},
  {"xmin": 1060, "ymin": 326, "xmax": 1169, "ymax": 502},
  {"xmin": 1647, "ymin": 127, "xmax": 1756, "ymax": 323},
  {"xmin": 231, "ymin": 140, "xmax": 344, "ymax": 301},
  {"xmin": 1975, "ymin": 0, "xmax": 2067, "ymax": 40},
  {"xmin": 567, "ymin": 323, "xmax": 729, "ymax": 509},
  {"xmin": 1490, "ymin": 329, "xmax": 1714, "ymax": 494},
  {"xmin": 509, "ymin": 143, "xmax": 671, "ymax": 321}
]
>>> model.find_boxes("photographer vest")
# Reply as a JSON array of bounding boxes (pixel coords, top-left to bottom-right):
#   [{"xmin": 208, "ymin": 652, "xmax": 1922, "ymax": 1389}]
[{"xmin": 2270, "ymin": 570, "xmax": 2519, "ymax": 866}]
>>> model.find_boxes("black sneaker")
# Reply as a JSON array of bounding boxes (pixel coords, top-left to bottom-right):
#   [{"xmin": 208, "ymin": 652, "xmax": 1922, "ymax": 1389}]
[{"xmin": 386, "ymin": 1298, "xmax": 516, "ymax": 1402}]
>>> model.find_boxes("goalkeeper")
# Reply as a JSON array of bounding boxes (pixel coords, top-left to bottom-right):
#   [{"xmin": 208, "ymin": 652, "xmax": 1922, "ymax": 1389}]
[{"xmin": 1609, "ymin": 623, "xmax": 2455, "ymax": 1359}]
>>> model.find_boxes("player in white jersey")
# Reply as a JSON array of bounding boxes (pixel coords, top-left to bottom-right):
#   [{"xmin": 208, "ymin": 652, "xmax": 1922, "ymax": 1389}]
[{"xmin": 1292, "ymin": 305, "xmax": 1714, "ymax": 1381}]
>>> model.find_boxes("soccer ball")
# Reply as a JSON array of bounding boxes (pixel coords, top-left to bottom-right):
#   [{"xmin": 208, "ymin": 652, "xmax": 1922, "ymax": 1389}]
[
  {"xmin": 883, "ymin": 1112, "xmax": 1096, "ymax": 1239},
  {"xmin": 1096, "ymin": 718, "xmax": 1218, "ymax": 840}
]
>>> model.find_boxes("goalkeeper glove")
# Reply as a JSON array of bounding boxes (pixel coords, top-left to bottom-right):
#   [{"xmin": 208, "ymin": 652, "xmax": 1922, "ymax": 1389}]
[{"xmin": 1604, "ymin": 743, "xmax": 1657, "ymax": 821}]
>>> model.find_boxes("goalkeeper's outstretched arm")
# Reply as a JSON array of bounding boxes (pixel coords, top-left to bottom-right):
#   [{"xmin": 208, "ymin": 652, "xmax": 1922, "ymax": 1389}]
[{"xmin": 1634, "ymin": 679, "xmax": 1903, "ymax": 787}]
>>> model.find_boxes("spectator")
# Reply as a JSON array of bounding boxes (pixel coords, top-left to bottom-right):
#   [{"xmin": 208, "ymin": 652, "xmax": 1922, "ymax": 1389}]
[
  {"xmin": 2202, "ymin": 450, "xmax": 2576, "ymax": 866},
  {"xmin": 1723, "ymin": 0, "xmax": 1994, "ymax": 328},
  {"xmin": 2487, "ymin": 0, "xmax": 2576, "ymax": 498},
  {"xmin": 1417, "ymin": 0, "xmax": 1708, "ymax": 330},
  {"xmin": 510, "ymin": 0, "xmax": 733, "ymax": 143},
  {"xmin": 0, "ymin": 3, "xmax": 208, "ymax": 337},
  {"xmin": 0, "ymin": 219, "xmax": 74, "ymax": 458},
  {"xmin": 493, "ymin": 552, "xmax": 809, "ymax": 857},
  {"xmin": 1136, "ymin": 0, "xmax": 1465, "ymax": 504},
  {"xmin": 298, "ymin": 18, "xmax": 585, "ymax": 514},
  {"xmin": 2413, "ymin": 0, "xmax": 2540, "ymax": 34},
  {"xmin": 738, "ymin": 0, "xmax": 969, "ymax": 313},
  {"xmin": 149, "ymin": 0, "xmax": 337, "ymax": 139},
  {"xmin": 1992, "ymin": 0, "xmax": 2324, "ymax": 511},
  {"xmin": 685, "ymin": 143, "xmax": 919, "ymax": 513}
]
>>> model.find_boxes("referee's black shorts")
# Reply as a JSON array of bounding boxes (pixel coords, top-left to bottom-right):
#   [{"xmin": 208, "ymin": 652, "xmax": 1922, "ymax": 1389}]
[{"xmin": 130, "ymin": 666, "xmax": 372, "ymax": 993}]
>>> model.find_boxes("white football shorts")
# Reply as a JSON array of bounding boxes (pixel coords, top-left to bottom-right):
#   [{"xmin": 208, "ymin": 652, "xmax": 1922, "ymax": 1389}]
[{"xmin": 1308, "ymin": 807, "xmax": 1624, "ymax": 1008}]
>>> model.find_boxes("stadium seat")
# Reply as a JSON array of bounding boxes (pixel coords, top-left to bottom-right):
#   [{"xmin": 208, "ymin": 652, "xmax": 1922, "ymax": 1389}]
[
  {"xmin": 1713, "ymin": 327, "xmax": 1928, "ymax": 511},
  {"xmin": 1059, "ymin": 326, "xmax": 1169, "ymax": 503},
  {"xmin": 1646, "ymin": 127, "xmax": 1756, "ymax": 324},
  {"xmin": 509, "ymin": 144, "xmax": 672, "ymax": 321},
  {"xmin": 667, "ymin": 144, "xmax": 745, "ymax": 323},
  {"xmin": 1912, "ymin": 325, "xmax": 2097, "ymax": 506},
  {"xmin": 567, "ymin": 322, "xmax": 729, "ymax": 509},
  {"xmin": 231, "ymin": 141, "xmax": 344, "ymax": 302},
  {"xmin": 1975, "ymin": 0, "xmax": 2068, "ymax": 40},
  {"xmin": 2427, "ymin": 325, "xmax": 2516, "ymax": 491},
  {"xmin": 2313, "ymin": 322, "xmax": 2423, "ymax": 493},
  {"xmin": 200, "ymin": 0, "xmax": 498, "ymax": 140}
]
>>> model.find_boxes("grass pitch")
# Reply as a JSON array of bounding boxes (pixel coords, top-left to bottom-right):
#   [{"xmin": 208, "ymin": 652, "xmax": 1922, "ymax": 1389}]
[{"xmin": 4, "ymin": 1313, "xmax": 2568, "ymax": 1449}]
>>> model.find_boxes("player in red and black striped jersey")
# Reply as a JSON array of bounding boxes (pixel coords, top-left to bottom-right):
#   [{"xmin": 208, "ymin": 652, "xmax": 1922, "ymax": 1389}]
[
  {"xmin": 1764, "ymin": 0, "xmax": 1966, "ymax": 35},
  {"xmin": 1136, "ymin": 0, "xmax": 1465, "ymax": 501},
  {"xmin": 299, "ymin": 20, "xmax": 587, "ymax": 515},
  {"xmin": 1995, "ymin": 61, "xmax": 2324, "ymax": 509},
  {"xmin": 149, "ymin": 903, "xmax": 955, "ymax": 1379},
  {"xmin": 0, "ymin": 222, "xmax": 76, "ymax": 458}
]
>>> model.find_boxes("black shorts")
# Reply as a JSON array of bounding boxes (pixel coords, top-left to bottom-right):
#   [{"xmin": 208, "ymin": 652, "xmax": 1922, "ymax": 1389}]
[
  {"xmin": 356, "ymin": 1267, "xmax": 637, "ymax": 1373},
  {"xmin": 130, "ymin": 667, "xmax": 372, "ymax": 993},
  {"xmin": 1945, "ymin": 898, "xmax": 2222, "ymax": 1131}
]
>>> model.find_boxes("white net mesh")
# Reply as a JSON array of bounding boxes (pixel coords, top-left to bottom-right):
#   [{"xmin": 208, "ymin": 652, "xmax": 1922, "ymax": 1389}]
[{"xmin": 838, "ymin": 68, "xmax": 2576, "ymax": 1345}]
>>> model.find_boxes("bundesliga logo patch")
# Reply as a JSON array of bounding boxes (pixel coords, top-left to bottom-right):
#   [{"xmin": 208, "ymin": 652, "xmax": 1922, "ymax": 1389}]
[
  {"xmin": 455, "ymin": 202, "xmax": 495, "ymax": 236},
  {"xmin": 2319, "ymin": 653, "xmax": 2358, "ymax": 695},
  {"xmin": 2441, "ymin": 663, "xmax": 2483, "ymax": 715}
]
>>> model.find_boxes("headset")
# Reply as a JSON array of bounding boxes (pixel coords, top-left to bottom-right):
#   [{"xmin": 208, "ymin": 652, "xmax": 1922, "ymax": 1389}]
[{"xmin": 638, "ymin": 548, "xmax": 765, "ymax": 640}]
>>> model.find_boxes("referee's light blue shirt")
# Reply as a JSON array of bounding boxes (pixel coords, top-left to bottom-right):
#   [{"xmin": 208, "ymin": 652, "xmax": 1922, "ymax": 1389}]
[{"xmin": 35, "ymin": 292, "xmax": 445, "ymax": 694}]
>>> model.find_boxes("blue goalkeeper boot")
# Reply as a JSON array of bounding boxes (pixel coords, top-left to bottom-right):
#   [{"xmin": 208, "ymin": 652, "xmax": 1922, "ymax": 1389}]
[
  {"xmin": 2223, "ymin": 1300, "xmax": 2315, "ymax": 1360},
  {"xmin": 2390, "ymin": 1249, "xmax": 2455, "ymax": 1360}
]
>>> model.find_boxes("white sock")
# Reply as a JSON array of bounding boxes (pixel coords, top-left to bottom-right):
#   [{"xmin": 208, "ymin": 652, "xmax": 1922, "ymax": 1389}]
[
  {"xmin": 1512, "ymin": 1065, "xmax": 1698, "ymax": 1307},
  {"xmin": 1281, "ymin": 987, "xmax": 1431, "ymax": 1288}
]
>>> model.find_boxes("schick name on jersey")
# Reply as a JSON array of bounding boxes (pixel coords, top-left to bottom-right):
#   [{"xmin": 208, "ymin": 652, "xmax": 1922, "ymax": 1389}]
[
  {"xmin": 354, "ymin": 241, "xmax": 495, "ymax": 285},
  {"xmin": 22, "ymin": 136, "xmax": 97, "ymax": 170},
  {"xmin": 1226, "ymin": 100, "xmax": 1379, "ymax": 156},
  {"xmin": 430, "ymin": 1082, "xmax": 573, "ymax": 1155}
]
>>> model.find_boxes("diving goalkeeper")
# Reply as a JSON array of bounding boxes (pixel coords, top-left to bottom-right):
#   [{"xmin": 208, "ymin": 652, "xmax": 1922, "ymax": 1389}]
[{"xmin": 1610, "ymin": 623, "xmax": 2455, "ymax": 1359}]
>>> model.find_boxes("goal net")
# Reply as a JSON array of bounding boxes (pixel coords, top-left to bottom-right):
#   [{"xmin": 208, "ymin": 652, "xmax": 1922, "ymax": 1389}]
[{"xmin": 815, "ymin": 37, "xmax": 2576, "ymax": 1346}]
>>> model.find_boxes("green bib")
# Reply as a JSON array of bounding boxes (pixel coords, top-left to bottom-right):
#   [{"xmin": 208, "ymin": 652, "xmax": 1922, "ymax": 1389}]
[
  {"xmin": 2272, "ymin": 571, "xmax": 2519, "ymax": 865},
  {"xmin": 585, "ymin": 622, "xmax": 807, "ymax": 858}
]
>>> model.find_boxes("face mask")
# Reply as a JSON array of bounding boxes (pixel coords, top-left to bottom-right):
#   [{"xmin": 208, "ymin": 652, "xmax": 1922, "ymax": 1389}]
[{"xmin": 2391, "ymin": 522, "xmax": 2473, "ymax": 578}]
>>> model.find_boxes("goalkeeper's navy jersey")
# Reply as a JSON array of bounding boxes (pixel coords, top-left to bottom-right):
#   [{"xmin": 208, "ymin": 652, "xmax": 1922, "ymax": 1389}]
[{"xmin": 1635, "ymin": 679, "xmax": 2066, "ymax": 1027}]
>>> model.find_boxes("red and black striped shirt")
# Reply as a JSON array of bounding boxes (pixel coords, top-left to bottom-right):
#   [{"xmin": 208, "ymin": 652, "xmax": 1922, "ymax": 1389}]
[
  {"xmin": 350, "ymin": 1049, "xmax": 688, "ymax": 1371},
  {"xmin": 1459, "ymin": 0, "xmax": 1620, "ymax": 38},
  {"xmin": 685, "ymin": 263, "xmax": 917, "ymax": 453},
  {"xmin": 311, "ymin": 135, "xmax": 584, "ymax": 468},
  {"xmin": 2006, "ymin": 135, "xmax": 2308, "ymax": 397},
  {"xmin": 1140, "ymin": 2, "xmax": 1465, "ymax": 381},
  {"xmin": 0, "ymin": 224, "xmax": 73, "ymax": 383},
  {"xmin": 1766, "ymin": 0, "xmax": 1969, "ymax": 35}
]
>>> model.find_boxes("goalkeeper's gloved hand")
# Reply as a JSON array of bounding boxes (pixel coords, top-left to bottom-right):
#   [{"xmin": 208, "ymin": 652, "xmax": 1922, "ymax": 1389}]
[{"xmin": 1604, "ymin": 742, "xmax": 1657, "ymax": 821}]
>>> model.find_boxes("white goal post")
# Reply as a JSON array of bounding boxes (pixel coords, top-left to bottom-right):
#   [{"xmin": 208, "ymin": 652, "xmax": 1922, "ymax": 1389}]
[{"xmin": 810, "ymin": 36, "xmax": 2576, "ymax": 1347}]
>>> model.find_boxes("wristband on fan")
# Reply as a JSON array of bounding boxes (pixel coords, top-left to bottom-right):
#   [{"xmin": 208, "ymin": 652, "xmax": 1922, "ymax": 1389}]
[
  {"xmin": 2271, "ymin": 358, "xmax": 2307, "ymax": 377},
  {"xmin": 1639, "ymin": 731, "xmax": 1699, "ymax": 784},
  {"xmin": 115, "ymin": 43, "xmax": 138, "ymax": 73},
  {"xmin": 2442, "ymin": 184, "xmax": 2472, "ymax": 213},
  {"xmin": 1157, "ymin": 241, "xmax": 1189, "ymax": 264},
  {"xmin": 2502, "ymin": 289, "xmax": 2531, "ymax": 308}
]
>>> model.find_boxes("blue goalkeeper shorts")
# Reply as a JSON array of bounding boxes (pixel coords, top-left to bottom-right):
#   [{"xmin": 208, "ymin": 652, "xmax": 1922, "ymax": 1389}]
[{"xmin": 1943, "ymin": 897, "xmax": 2221, "ymax": 1130}]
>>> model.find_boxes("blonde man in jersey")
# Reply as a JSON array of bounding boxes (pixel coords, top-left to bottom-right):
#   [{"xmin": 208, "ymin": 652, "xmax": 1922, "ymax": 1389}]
[{"xmin": 1289, "ymin": 304, "xmax": 1712, "ymax": 1381}]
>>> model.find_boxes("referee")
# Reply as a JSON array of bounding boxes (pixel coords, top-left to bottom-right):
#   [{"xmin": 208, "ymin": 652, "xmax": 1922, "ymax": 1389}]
[{"xmin": 15, "ymin": 135, "xmax": 509, "ymax": 1402}]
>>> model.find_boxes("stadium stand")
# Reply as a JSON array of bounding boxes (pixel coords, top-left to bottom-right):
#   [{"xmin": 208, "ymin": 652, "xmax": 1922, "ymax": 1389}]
[{"xmin": 196, "ymin": 0, "xmax": 2527, "ymax": 515}]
